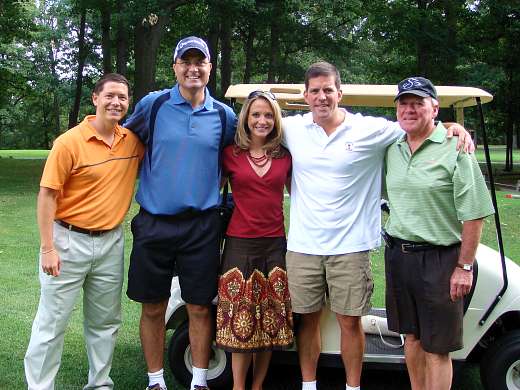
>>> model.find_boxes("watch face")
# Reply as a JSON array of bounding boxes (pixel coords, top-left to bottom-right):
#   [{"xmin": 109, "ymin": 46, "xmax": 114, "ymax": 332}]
[{"xmin": 462, "ymin": 264, "xmax": 472, "ymax": 271}]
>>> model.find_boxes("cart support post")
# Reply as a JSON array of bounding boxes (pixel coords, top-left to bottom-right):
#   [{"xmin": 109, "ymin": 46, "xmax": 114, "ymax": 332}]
[{"xmin": 477, "ymin": 97, "xmax": 509, "ymax": 326}]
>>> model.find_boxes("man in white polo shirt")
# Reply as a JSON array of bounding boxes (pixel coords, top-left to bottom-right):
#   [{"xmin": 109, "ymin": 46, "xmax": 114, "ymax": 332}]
[{"xmin": 282, "ymin": 61, "xmax": 472, "ymax": 390}]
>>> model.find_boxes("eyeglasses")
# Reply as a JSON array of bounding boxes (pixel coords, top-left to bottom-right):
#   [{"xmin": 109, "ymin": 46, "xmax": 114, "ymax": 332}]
[
  {"xmin": 247, "ymin": 90, "xmax": 276, "ymax": 101},
  {"xmin": 175, "ymin": 60, "xmax": 210, "ymax": 68}
]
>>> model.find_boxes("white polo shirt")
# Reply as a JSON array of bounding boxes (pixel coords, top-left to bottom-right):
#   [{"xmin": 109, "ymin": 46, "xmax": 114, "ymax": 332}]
[{"xmin": 282, "ymin": 109, "xmax": 402, "ymax": 255}]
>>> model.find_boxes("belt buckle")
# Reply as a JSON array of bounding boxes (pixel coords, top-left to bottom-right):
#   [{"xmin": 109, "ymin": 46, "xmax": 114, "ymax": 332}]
[{"xmin": 401, "ymin": 243, "xmax": 410, "ymax": 253}]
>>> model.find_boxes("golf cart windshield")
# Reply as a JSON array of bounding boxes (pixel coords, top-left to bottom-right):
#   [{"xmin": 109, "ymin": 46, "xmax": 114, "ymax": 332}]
[{"xmin": 225, "ymin": 83, "xmax": 493, "ymax": 125}]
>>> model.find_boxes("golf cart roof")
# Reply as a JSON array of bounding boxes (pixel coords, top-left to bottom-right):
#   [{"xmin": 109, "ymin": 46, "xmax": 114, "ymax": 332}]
[{"xmin": 225, "ymin": 83, "xmax": 493, "ymax": 110}]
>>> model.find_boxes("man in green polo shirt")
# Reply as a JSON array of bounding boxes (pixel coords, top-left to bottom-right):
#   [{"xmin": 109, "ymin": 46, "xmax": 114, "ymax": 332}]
[{"xmin": 383, "ymin": 77, "xmax": 494, "ymax": 390}]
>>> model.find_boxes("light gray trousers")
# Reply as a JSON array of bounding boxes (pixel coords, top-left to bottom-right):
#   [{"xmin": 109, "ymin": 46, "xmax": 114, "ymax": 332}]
[{"xmin": 25, "ymin": 222, "xmax": 124, "ymax": 390}]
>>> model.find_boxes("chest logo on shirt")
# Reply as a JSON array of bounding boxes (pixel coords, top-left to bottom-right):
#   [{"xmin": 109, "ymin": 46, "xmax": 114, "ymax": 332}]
[{"xmin": 345, "ymin": 142, "xmax": 354, "ymax": 151}]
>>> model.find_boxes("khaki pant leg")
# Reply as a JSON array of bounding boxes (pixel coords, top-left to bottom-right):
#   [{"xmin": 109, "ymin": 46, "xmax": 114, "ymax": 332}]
[
  {"xmin": 82, "ymin": 226, "xmax": 124, "ymax": 390},
  {"xmin": 24, "ymin": 224, "xmax": 89, "ymax": 390}
]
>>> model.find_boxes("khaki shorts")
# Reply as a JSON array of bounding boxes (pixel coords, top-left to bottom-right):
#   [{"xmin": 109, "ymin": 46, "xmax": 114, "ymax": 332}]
[{"xmin": 286, "ymin": 250, "xmax": 373, "ymax": 316}]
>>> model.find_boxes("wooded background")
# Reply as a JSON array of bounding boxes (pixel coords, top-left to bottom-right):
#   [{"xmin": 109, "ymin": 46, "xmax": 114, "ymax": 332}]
[{"xmin": 1, "ymin": 0, "xmax": 518, "ymax": 167}]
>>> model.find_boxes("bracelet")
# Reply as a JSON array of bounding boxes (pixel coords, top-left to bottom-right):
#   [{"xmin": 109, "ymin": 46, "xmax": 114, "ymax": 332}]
[{"xmin": 40, "ymin": 248, "xmax": 55, "ymax": 254}]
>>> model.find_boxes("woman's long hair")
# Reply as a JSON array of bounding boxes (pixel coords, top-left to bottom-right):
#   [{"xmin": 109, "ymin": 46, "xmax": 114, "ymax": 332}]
[{"xmin": 234, "ymin": 92, "xmax": 286, "ymax": 158}]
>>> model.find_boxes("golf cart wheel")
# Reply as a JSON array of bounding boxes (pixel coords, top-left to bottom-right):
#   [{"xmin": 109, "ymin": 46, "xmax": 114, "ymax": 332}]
[
  {"xmin": 168, "ymin": 320, "xmax": 232, "ymax": 389},
  {"xmin": 480, "ymin": 330, "xmax": 520, "ymax": 390}
]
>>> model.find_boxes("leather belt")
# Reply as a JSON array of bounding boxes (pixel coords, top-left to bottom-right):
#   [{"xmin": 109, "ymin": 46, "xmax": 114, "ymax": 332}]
[
  {"xmin": 55, "ymin": 220, "xmax": 110, "ymax": 237},
  {"xmin": 381, "ymin": 230, "xmax": 456, "ymax": 253}
]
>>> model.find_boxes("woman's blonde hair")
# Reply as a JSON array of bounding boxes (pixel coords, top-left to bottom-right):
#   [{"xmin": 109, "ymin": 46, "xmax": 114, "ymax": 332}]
[{"xmin": 234, "ymin": 92, "xmax": 286, "ymax": 158}]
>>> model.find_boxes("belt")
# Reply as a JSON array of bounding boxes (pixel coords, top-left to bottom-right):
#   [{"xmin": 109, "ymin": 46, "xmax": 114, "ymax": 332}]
[
  {"xmin": 55, "ymin": 220, "xmax": 110, "ymax": 237},
  {"xmin": 381, "ymin": 230, "xmax": 456, "ymax": 253}
]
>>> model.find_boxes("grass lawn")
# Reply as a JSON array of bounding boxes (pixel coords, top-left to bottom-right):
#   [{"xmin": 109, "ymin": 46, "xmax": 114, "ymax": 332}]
[
  {"xmin": 1, "ymin": 156, "xmax": 519, "ymax": 389},
  {"xmin": 0, "ymin": 149, "xmax": 49, "ymax": 158},
  {"xmin": 474, "ymin": 144, "xmax": 520, "ymax": 163},
  {"xmin": 1, "ymin": 145, "xmax": 519, "ymax": 163},
  {"xmin": 0, "ymin": 159, "xmax": 178, "ymax": 389}
]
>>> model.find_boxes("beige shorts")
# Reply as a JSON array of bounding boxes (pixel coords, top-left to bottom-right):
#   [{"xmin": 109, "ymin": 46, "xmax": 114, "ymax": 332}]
[{"xmin": 286, "ymin": 250, "xmax": 373, "ymax": 316}]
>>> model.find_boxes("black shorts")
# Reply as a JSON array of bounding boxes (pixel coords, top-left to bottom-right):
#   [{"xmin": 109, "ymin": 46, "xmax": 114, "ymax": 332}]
[
  {"xmin": 127, "ymin": 207, "xmax": 220, "ymax": 305},
  {"xmin": 385, "ymin": 239, "xmax": 463, "ymax": 354}
]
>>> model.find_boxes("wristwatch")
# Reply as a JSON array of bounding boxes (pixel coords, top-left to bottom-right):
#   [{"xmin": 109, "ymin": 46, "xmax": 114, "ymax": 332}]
[{"xmin": 457, "ymin": 263, "xmax": 473, "ymax": 272}]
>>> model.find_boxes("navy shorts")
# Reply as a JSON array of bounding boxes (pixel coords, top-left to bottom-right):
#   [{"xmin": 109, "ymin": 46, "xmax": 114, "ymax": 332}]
[
  {"xmin": 385, "ymin": 240, "xmax": 463, "ymax": 354},
  {"xmin": 127, "ymin": 207, "xmax": 220, "ymax": 305}
]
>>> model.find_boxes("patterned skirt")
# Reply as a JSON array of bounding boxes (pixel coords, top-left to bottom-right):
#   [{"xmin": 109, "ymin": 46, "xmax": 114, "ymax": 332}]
[{"xmin": 216, "ymin": 236, "xmax": 294, "ymax": 353}]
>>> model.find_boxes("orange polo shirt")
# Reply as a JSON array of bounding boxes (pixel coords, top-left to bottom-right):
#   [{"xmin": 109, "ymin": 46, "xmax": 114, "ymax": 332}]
[{"xmin": 41, "ymin": 115, "xmax": 144, "ymax": 230}]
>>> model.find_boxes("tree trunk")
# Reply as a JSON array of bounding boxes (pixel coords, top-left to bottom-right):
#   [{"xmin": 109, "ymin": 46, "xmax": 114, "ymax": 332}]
[
  {"xmin": 442, "ymin": 0, "xmax": 460, "ymax": 84},
  {"xmin": 243, "ymin": 22, "xmax": 255, "ymax": 83},
  {"xmin": 207, "ymin": 1, "xmax": 219, "ymax": 95},
  {"xmin": 101, "ymin": 2, "xmax": 112, "ymax": 74},
  {"xmin": 514, "ymin": 122, "xmax": 520, "ymax": 149},
  {"xmin": 415, "ymin": 0, "xmax": 428, "ymax": 74},
  {"xmin": 505, "ymin": 69, "xmax": 514, "ymax": 171},
  {"xmin": 133, "ymin": 1, "xmax": 192, "ymax": 102},
  {"xmin": 68, "ymin": 7, "xmax": 87, "ymax": 129},
  {"xmin": 49, "ymin": 47, "xmax": 60, "ymax": 139},
  {"xmin": 42, "ymin": 101, "xmax": 50, "ymax": 149},
  {"xmin": 133, "ymin": 13, "xmax": 169, "ymax": 102},
  {"xmin": 115, "ymin": 2, "xmax": 128, "ymax": 76},
  {"xmin": 220, "ymin": 15, "xmax": 232, "ymax": 99},
  {"xmin": 267, "ymin": 2, "xmax": 281, "ymax": 82}
]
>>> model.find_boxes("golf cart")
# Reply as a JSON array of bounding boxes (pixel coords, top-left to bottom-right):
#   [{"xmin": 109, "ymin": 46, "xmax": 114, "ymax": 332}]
[{"xmin": 165, "ymin": 84, "xmax": 520, "ymax": 389}]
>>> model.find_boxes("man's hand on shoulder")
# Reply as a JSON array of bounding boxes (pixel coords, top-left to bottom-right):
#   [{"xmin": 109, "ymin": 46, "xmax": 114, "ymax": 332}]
[{"xmin": 445, "ymin": 122, "xmax": 475, "ymax": 153}]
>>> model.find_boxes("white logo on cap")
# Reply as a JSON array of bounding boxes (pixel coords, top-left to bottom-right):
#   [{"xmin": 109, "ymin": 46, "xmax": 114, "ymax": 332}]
[
  {"xmin": 402, "ymin": 78, "xmax": 423, "ymax": 90},
  {"xmin": 178, "ymin": 39, "xmax": 200, "ymax": 49},
  {"xmin": 174, "ymin": 38, "xmax": 209, "ymax": 60}
]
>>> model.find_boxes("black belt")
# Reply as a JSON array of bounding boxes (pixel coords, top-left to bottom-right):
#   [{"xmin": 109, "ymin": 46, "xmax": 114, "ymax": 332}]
[
  {"xmin": 381, "ymin": 230, "xmax": 457, "ymax": 253},
  {"xmin": 56, "ymin": 220, "xmax": 111, "ymax": 237}
]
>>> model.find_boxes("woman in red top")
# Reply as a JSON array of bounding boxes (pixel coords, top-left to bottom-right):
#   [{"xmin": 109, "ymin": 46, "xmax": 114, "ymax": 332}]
[{"xmin": 216, "ymin": 90, "xmax": 293, "ymax": 390}]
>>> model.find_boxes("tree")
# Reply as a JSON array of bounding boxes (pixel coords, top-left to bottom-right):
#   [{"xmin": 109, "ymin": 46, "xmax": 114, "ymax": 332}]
[
  {"xmin": 69, "ymin": 5, "xmax": 88, "ymax": 128},
  {"xmin": 100, "ymin": 0, "xmax": 112, "ymax": 73},
  {"xmin": 131, "ymin": 1, "xmax": 192, "ymax": 102},
  {"xmin": 0, "ymin": 0, "xmax": 516, "ymax": 151},
  {"xmin": 468, "ymin": 0, "xmax": 520, "ymax": 167}
]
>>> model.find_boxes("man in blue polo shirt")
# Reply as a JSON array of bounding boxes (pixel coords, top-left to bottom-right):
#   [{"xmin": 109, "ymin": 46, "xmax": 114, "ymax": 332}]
[{"xmin": 124, "ymin": 36, "xmax": 236, "ymax": 390}]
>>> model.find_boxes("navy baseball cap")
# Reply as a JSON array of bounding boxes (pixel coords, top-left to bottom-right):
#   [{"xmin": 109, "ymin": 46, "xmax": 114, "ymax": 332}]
[
  {"xmin": 394, "ymin": 76, "xmax": 437, "ymax": 101},
  {"xmin": 173, "ymin": 36, "xmax": 211, "ymax": 62}
]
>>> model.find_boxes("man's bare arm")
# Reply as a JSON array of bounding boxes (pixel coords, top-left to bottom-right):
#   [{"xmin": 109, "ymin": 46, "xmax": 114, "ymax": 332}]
[
  {"xmin": 450, "ymin": 218, "xmax": 484, "ymax": 301},
  {"xmin": 37, "ymin": 187, "xmax": 61, "ymax": 277}
]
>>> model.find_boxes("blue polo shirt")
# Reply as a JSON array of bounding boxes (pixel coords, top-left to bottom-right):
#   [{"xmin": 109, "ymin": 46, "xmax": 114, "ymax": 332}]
[{"xmin": 124, "ymin": 84, "xmax": 236, "ymax": 215}]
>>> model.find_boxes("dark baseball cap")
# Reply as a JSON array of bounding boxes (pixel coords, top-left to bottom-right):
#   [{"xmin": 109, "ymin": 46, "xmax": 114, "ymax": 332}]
[
  {"xmin": 173, "ymin": 36, "xmax": 211, "ymax": 62},
  {"xmin": 394, "ymin": 76, "xmax": 437, "ymax": 101}
]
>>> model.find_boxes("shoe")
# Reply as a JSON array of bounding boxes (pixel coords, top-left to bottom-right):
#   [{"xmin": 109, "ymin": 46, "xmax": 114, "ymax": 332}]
[{"xmin": 146, "ymin": 384, "xmax": 167, "ymax": 390}]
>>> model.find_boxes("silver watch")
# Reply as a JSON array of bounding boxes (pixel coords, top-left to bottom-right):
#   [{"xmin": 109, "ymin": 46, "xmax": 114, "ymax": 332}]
[{"xmin": 457, "ymin": 263, "xmax": 473, "ymax": 272}]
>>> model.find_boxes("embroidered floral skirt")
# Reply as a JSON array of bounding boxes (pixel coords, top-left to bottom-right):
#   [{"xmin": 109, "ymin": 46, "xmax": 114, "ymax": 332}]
[{"xmin": 216, "ymin": 236, "xmax": 294, "ymax": 353}]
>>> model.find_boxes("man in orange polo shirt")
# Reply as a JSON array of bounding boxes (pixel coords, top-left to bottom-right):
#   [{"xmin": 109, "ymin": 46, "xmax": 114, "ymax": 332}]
[{"xmin": 24, "ymin": 73, "xmax": 144, "ymax": 390}]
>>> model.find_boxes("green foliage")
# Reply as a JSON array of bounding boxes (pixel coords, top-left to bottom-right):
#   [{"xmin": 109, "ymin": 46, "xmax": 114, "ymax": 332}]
[{"xmin": 0, "ymin": 0, "xmax": 518, "ymax": 148}]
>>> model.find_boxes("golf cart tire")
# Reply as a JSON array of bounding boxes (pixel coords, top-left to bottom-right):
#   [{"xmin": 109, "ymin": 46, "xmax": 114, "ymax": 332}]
[
  {"xmin": 480, "ymin": 330, "xmax": 520, "ymax": 390},
  {"xmin": 168, "ymin": 320, "xmax": 232, "ymax": 389}
]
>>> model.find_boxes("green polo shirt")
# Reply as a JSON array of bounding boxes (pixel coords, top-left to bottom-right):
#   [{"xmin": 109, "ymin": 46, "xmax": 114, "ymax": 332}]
[{"xmin": 384, "ymin": 122, "xmax": 494, "ymax": 245}]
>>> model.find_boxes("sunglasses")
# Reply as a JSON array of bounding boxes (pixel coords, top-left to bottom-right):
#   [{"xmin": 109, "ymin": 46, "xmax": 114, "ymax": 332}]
[{"xmin": 247, "ymin": 90, "xmax": 277, "ymax": 101}]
